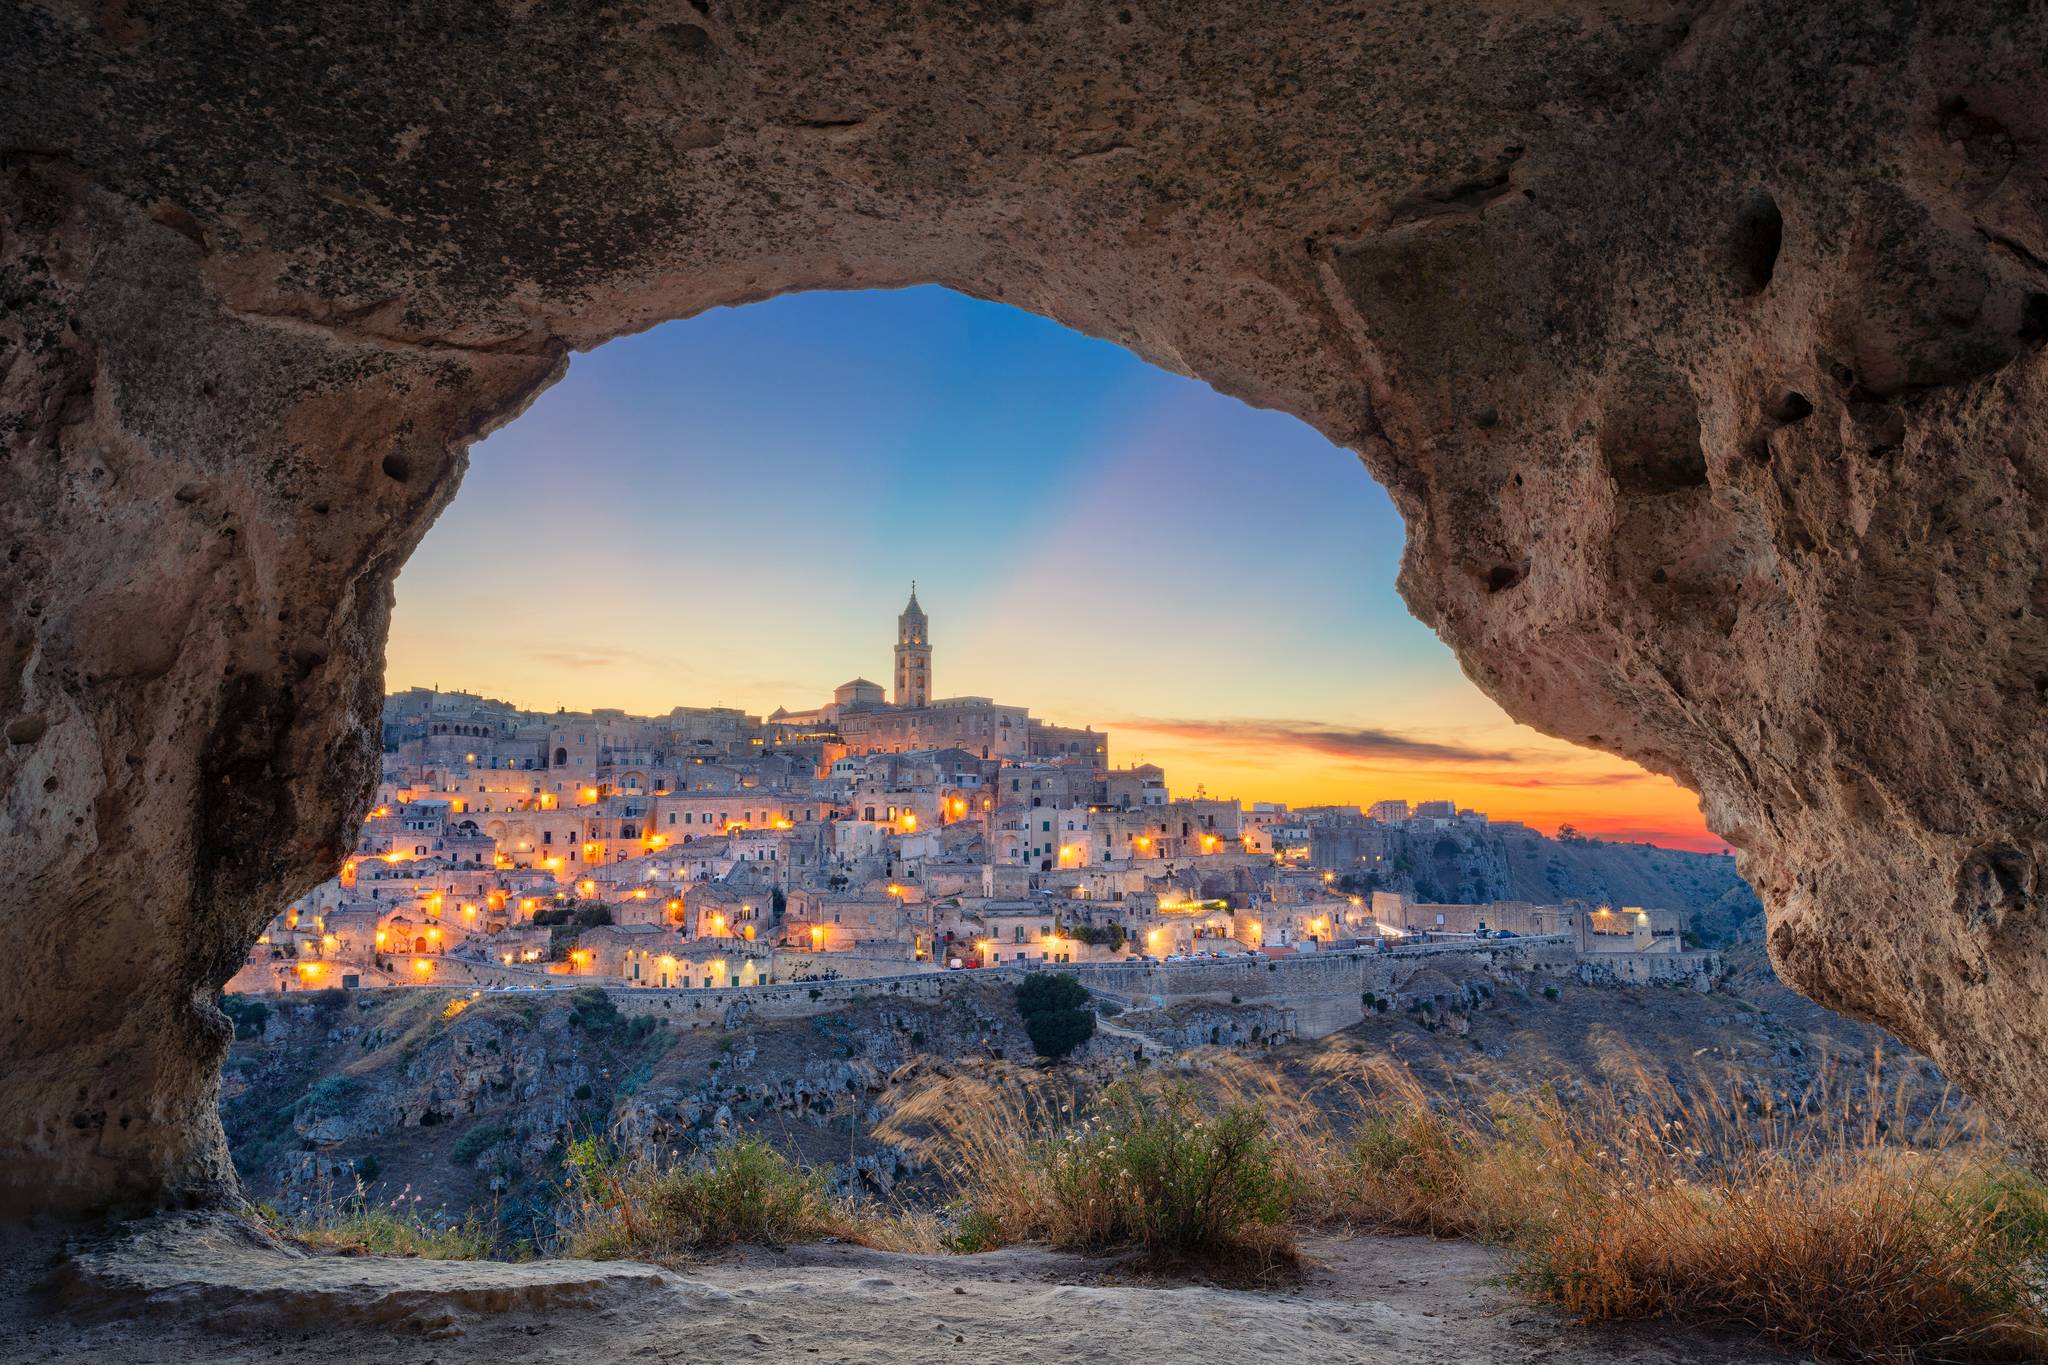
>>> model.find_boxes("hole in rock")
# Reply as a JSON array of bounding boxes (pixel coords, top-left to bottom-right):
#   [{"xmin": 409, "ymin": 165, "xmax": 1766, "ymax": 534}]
[
  {"xmin": 1767, "ymin": 390, "xmax": 1814, "ymax": 424},
  {"xmin": 1601, "ymin": 372, "xmax": 1707, "ymax": 494},
  {"xmin": 216, "ymin": 288, "xmax": 1739, "ymax": 1234},
  {"xmin": 2021, "ymin": 292, "xmax": 2048, "ymax": 347},
  {"xmin": 1730, "ymin": 190, "xmax": 1783, "ymax": 295}
]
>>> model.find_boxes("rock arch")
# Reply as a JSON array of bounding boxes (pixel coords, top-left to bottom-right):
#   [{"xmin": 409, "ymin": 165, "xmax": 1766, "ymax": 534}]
[{"xmin": 2, "ymin": 1, "xmax": 2047, "ymax": 1213}]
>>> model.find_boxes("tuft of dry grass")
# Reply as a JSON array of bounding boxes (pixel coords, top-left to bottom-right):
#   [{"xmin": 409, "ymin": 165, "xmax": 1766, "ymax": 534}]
[
  {"xmin": 562, "ymin": 1136, "xmax": 840, "ymax": 1259},
  {"xmin": 262, "ymin": 1176, "xmax": 498, "ymax": 1260},
  {"xmin": 875, "ymin": 1067, "xmax": 1296, "ymax": 1276}
]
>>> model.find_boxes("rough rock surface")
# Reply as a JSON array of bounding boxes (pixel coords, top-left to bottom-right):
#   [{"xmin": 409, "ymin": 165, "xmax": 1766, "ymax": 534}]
[
  {"xmin": 49, "ymin": 1212, "xmax": 683, "ymax": 1339},
  {"xmin": 11, "ymin": 1214, "xmax": 1785, "ymax": 1362},
  {"xmin": 1, "ymin": 0, "xmax": 2046, "ymax": 1212}
]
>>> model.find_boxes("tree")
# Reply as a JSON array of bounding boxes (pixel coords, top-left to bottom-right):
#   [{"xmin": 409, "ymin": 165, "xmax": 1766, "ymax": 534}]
[
  {"xmin": 1016, "ymin": 973, "xmax": 1089, "ymax": 1016},
  {"xmin": 1022, "ymin": 1007, "xmax": 1096, "ymax": 1060},
  {"xmin": 1015, "ymin": 973, "xmax": 1095, "ymax": 1060}
]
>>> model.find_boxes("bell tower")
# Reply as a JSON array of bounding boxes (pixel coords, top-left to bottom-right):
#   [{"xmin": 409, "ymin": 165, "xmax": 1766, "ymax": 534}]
[{"xmin": 894, "ymin": 583, "xmax": 931, "ymax": 708}]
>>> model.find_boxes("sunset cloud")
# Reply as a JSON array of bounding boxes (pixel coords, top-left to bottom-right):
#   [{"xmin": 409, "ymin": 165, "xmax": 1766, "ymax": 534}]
[{"xmin": 1115, "ymin": 716, "xmax": 1529, "ymax": 766}]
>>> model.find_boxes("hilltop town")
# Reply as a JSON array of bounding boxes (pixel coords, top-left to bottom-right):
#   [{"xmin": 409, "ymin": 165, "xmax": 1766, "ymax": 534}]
[{"xmin": 231, "ymin": 590, "xmax": 1731, "ymax": 1001}]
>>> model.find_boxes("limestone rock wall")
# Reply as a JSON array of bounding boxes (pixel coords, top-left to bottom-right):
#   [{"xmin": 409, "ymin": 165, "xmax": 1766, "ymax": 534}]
[{"xmin": 3, "ymin": 0, "xmax": 2046, "ymax": 1210}]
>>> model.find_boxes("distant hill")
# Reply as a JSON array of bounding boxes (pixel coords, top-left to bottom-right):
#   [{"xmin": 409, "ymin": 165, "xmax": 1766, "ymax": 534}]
[{"xmin": 1375, "ymin": 826, "xmax": 1764, "ymax": 946}]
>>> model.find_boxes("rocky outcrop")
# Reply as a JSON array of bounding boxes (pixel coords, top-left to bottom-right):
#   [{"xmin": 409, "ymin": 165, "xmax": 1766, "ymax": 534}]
[
  {"xmin": 2, "ymin": 1, "xmax": 2046, "ymax": 1212},
  {"xmin": 52, "ymin": 1211, "xmax": 686, "ymax": 1339}
]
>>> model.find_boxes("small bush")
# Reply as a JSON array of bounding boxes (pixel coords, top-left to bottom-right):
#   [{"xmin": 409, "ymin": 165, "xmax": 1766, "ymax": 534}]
[
  {"xmin": 948, "ymin": 1207, "xmax": 1006, "ymax": 1253},
  {"xmin": 451, "ymin": 1120, "xmax": 511, "ymax": 1167},
  {"xmin": 1541, "ymin": 985, "xmax": 1559, "ymax": 1000},
  {"xmin": 881, "ymin": 1073, "xmax": 1293, "ymax": 1277},
  {"xmin": 301, "ymin": 1075, "xmax": 362, "ymax": 1119},
  {"xmin": 220, "ymin": 994, "xmax": 270, "ymax": 1040},
  {"xmin": 567, "ymin": 987, "xmax": 621, "ymax": 1033},
  {"xmin": 1038, "ymin": 1082, "xmax": 1293, "ymax": 1271},
  {"xmin": 564, "ymin": 1138, "xmax": 837, "ymax": 1257}
]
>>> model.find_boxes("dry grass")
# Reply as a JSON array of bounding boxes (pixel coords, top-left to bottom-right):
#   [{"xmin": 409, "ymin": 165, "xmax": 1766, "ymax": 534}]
[
  {"xmin": 875, "ymin": 1066, "xmax": 1295, "ymax": 1276},
  {"xmin": 537, "ymin": 1038, "xmax": 2047, "ymax": 1357},
  {"xmin": 262, "ymin": 1176, "xmax": 498, "ymax": 1260},
  {"xmin": 876, "ymin": 1048, "xmax": 2048, "ymax": 1361},
  {"xmin": 561, "ymin": 1136, "xmax": 841, "ymax": 1259}
]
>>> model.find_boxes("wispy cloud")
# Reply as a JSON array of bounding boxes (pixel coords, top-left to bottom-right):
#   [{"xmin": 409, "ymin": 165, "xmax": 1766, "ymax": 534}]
[
  {"xmin": 1458, "ymin": 769, "xmax": 1661, "ymax": 790},
  {"xmin": 1115, "ymin": 716, "xmax": 1530, "ymax": 766},
  {"xmin": 526, "ymin": 647, "xmax": 669, "ymax": 673}
]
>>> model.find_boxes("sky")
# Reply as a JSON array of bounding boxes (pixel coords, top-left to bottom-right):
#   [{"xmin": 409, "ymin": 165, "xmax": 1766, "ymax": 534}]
[{"xmin": 387, "ymin": 286, "xmax": 1722, "ymax": 852}]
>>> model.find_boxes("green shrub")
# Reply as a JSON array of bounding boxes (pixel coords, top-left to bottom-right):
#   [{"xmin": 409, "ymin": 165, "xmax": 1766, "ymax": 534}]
[
  {"xmin": 564, "ymin": 1138, "xmax": 837, "ymax": 1256},
  {"xmin": 220, "ymin": 994, "xmax": 270, "ymax": 1040},
  {"xmin": 568, "ymin": 987, "xmax": 621, "ymax": 1032},
  {"xmin": 301, "ymin": 1075, "xmax": 362, "ymax": 1119},
  {"xmin": 451, "ymin": 1120, "xmax": 511, "ymax": 1167},
  {"xmin": 948, "ymin": 1207, "xmax": 1005, "ymax": 1253}
]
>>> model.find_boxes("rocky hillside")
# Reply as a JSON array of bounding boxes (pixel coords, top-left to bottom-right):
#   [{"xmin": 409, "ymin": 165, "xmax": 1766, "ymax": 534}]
[
  {"xmin": 221, "ymin": 979, "xmax": 1052, "ymax": 1247},
  {"xmin": 221, "ymin": 940, "xmax": 1928, "ymax": 1251},
  {"xmin": 1373, "ymin": 828, "xmax": 1763, "ymax": 944}
]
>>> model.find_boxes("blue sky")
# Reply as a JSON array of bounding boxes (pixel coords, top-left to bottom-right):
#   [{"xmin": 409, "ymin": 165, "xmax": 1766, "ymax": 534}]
[{"xmin": 389, "ymin": 286, "xmax": 1716, "ymax": 847}]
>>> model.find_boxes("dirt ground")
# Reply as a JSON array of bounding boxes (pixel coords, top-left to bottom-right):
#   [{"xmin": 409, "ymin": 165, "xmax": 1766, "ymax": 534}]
[{"xmin": 2, "ymin": 1214, "xmax": 1786, "ymax": 1364}]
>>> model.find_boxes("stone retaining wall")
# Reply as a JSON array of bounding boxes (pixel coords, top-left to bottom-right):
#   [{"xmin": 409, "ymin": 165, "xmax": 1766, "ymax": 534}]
[{"xmin": 247, "ymin": 937, "xmax": 1712, "ymax": 1038}]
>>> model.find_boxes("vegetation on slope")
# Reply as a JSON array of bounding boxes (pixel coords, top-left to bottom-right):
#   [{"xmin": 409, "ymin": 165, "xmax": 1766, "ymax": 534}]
[
  {"xmin": 874, "ymin": 1053, "xmax": 2048, "ymax": 1361},
  {"xmin": 230, "ymin": 977, "xmax": 2047, "ymax": 1358}
]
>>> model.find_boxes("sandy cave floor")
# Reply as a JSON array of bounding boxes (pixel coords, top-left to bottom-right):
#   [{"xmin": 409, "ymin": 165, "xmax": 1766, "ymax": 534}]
[{"xmin": 0, "ymin": 1215, "xmax": 1788, "ymax": 1364}]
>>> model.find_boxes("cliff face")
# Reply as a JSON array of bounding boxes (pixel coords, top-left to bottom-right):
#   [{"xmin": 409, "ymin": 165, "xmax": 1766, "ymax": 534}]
[{"xmin": 5, "ymin": 1, "xmax": 2048, "ymax": 1210}]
